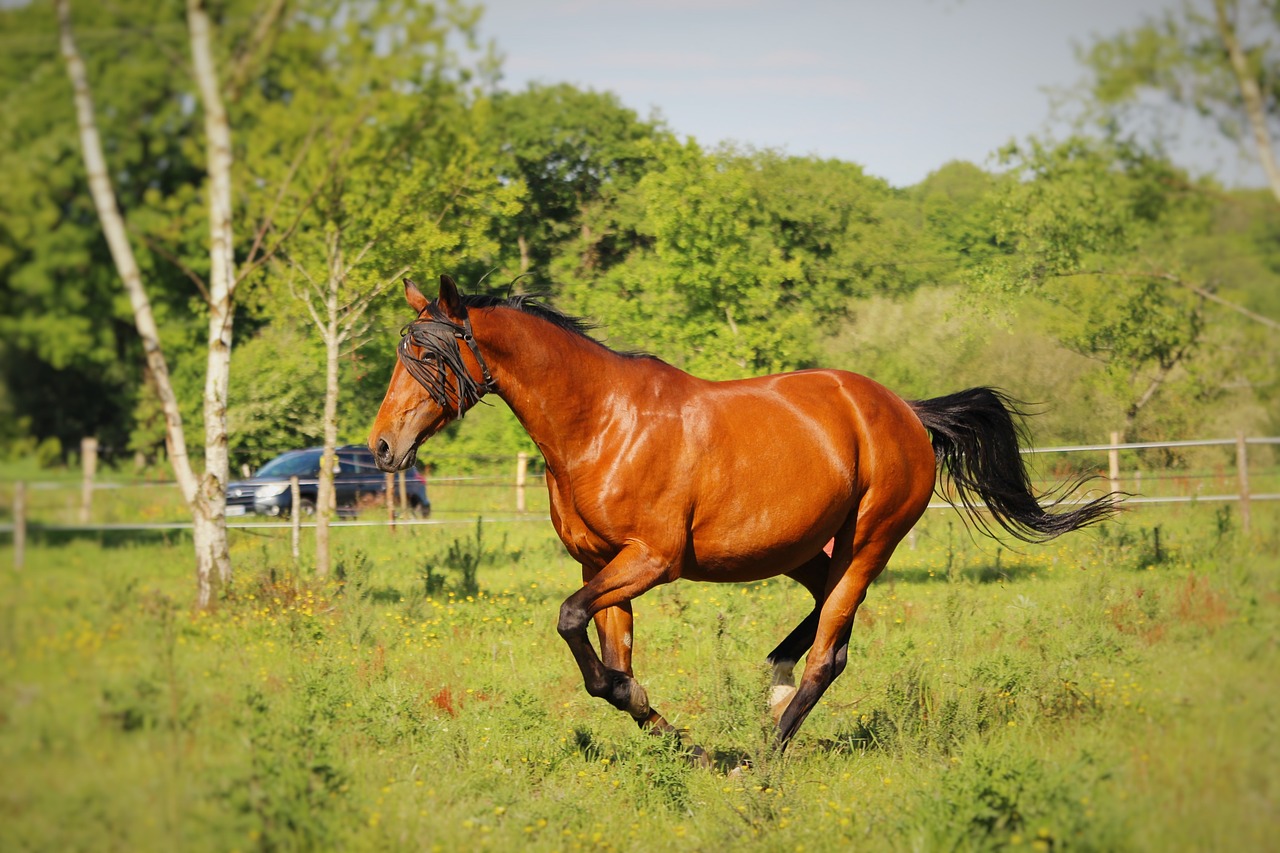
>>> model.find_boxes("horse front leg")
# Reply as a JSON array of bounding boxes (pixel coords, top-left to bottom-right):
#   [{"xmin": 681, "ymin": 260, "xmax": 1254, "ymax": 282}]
[
  {"xmin": 558, "ymin": 543, "xmax": 703, "ymax": 757},
  {"xmin": 590, "ymin": 601, "xmax": 688, "ymax": 741},
  {"xmin": 588, "ymin": 601, "xmax": 652, "ymax": 722}
]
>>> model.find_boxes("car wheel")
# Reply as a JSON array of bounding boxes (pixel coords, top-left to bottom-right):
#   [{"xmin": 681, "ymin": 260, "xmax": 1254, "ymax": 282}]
[
  {"xmin": 297, "ymin": 499, "xmax": 316, "ymax": 517},
  {"xmin": 409, "ymin": 500, "xmax": 431, "ymax": 519}
]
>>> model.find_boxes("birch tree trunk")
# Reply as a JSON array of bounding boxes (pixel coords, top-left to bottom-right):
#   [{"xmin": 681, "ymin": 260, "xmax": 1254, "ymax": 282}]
[
  {"xmin": 314, "ymin": 234, "xmax": 343, "ymax": 579},
  {"xmin": 187, "ymin": 0, "xmax": 235, "ymax": 587},
  {"xmin": 56, "ymin": 0, "xmax": 213, "ymax": 607}
]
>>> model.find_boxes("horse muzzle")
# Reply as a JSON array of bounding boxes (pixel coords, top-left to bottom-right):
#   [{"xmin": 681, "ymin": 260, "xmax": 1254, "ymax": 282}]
[{"xmin": 370, "ymin": 432, "xmax": 417, "ymax": 472}]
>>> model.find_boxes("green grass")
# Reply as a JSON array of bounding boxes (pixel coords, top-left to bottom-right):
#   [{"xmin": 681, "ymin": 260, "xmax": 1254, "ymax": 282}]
[{"xmin": 0, "ymin": 504, "xmax": 1277, "ymax": 851}]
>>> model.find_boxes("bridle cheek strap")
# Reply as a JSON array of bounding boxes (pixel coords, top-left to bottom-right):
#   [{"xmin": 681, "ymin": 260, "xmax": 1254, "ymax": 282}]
[
  {"xmin": 397, "ymin": 308, "xmax": 497, "ymax": 419},
  {"xmin": 458, "ymin": 318, "xmax": 495, "ymax": 393}
]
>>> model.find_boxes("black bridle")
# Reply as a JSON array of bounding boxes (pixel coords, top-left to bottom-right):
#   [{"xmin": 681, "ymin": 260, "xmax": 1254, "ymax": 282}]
[{"xmin": 397, "ymin": 303, "xmax": 496, "ymax": 418}]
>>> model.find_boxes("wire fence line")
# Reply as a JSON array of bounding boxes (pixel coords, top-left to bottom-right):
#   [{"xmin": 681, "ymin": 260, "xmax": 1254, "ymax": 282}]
[
  {"xmin": 5, "ymin": 436, "xmax": 1276, "ymax": 489},
  {"xmin": 0, "ymin": 435, "xmax": 1275, "ymax": 538}
]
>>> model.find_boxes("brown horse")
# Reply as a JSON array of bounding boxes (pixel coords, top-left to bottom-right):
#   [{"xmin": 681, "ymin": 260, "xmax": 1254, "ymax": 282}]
[{"xmin": 369, "ymin": 275, "xmax": 1117, "ymax": 753}]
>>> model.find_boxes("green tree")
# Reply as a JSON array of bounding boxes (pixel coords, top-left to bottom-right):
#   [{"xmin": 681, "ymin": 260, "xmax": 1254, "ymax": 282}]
[
  {"xmin": 483, "ymin": 83, "xmax": 669, "ymax": 280},
  {"xmin": 226, "ymin": 323, "xmax": 325, "ymax": 468},
  {"xmin": 969, "ymin": 136, "xmax": 1267, "ymax": 440},
  {"xmin": 899, "ymin": 160, "xmax": 1003, "ymax": 274},
  {"xmin": 240, "ymin": 0, "xmax": 519, "ymax": 575},
  {"xmin": 1080, "ymin": 0, "xmax": 1280, "ymax": 202},
  {"xmin": 0, "ymin": 0, "xmax": 208, "ymax": 459},
  {"xmin": 559, "ymin": 142, "xmax": 915, "ymax": 378}
]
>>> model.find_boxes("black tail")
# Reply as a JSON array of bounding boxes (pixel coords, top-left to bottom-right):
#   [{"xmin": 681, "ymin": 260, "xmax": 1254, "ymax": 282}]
[{"xmin": 908, "ymin": 388, "xmax": 1120, "ymax": 543}]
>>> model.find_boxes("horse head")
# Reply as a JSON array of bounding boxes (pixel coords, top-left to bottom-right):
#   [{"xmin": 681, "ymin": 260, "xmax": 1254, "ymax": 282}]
[{"xmin": 369, "ymin": 274, "xmax": 493, "ymax": 471}]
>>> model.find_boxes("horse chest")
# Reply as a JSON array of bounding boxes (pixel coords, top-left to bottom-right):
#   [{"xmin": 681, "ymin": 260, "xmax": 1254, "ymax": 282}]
[{"xmin": 545, "ymin": 474, "xmax": 622, "ymax": 570}]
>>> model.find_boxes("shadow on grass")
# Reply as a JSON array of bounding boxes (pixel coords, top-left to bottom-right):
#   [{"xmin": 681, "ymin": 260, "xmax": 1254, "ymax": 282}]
[
  {"xmin": 366, "ymin": 585, "xmax": 405, "ymax": 604},
  {"xmin": 888, "ymin": 559, "xmax": 1041, "ymax": 586},
  {"xmin": 573, "ymin": 726, "xmax": 755, "ymax": 774},
  {"xmin": 17, "ymin": 526, "xmax": 193, "ymax": 550}
]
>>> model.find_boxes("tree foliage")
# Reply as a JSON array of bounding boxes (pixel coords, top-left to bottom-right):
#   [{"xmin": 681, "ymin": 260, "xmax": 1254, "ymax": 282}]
[
  {"xmin": 1, "ymin": 0, "xmax": 1276, "ymax": 481},
  {"xmin": 970, "ymin": 135, "xmax": 1274, "ymax": 439},
  {"xmin": 556, "ymin": 143, "xmax": 916, "ymax": 379},
  {"xmin": 483, "ymin": 83, "xmax": 669, "ymax": 279},
  {"xmin": 1080, "ymin": 0, "xmax": 1280, "ymax": 201}
]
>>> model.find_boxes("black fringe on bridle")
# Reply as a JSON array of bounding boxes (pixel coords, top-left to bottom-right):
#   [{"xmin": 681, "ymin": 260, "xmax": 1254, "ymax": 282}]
[{"xmin": 397, "ymin": 302, "xmax": 495, "ymax": 418}]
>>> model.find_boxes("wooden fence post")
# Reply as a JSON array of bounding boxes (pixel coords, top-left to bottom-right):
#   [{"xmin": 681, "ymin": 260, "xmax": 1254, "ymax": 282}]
[
  {"xmin": 516, "ymin": 452, "xmax": 528, "ymax": 512},
  {"xmin": 1108, "ymin": 431, "xmax": 1121, "ymax": 495},
  {"xmin": 14, "ymin": 481, "xmax": 25, "ymax": 571},
  {"xmin": 385, "ymin": 472, "xmax": 396, "ymax": 532},
  {"xmin": 398, "ymin": 470, "xmax": 407, "ymax": 512},
  {"xmin": 290, "ymin": 475, "xmax": 301, "ymax": 565},
  {"xmin": 80, "ymin": 436, "xmax": 97, "ymax": 524},
  {"xmin": 1237, "ymin": 432, "xmax": 1251, "ymax": 536}
]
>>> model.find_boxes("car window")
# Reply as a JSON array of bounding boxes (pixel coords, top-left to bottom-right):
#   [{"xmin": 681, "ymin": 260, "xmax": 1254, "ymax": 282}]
[
  {"xmin": 256, "ymin": 452, "xmax": 321, "ymax": 478},
  {"xmin": 339, "ymin": 449, "xmax": 382, "ymax": 478}
]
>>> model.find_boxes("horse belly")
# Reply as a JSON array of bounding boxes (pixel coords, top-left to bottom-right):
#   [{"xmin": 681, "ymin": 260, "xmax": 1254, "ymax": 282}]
[{"xmin": 685, "ymin": 422, "xmax": 859, "ymax": 580}]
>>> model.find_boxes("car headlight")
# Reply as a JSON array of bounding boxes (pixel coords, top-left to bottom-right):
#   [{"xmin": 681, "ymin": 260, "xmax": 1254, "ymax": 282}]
[{"xmin": 255, "ymin": 483, "xmax": 290, "ymax": 499}]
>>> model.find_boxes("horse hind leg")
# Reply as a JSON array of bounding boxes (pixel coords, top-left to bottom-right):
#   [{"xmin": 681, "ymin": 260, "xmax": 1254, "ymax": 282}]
[
  {"xmin": 774, "ymin": 527, "xmax": 904, "ymax": 748},
  {"xmin": 766, "ymin": 553, "xmax": 829, "ymax": 724}
]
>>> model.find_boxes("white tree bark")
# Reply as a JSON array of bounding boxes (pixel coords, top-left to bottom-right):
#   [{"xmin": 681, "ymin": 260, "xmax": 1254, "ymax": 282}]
[
  {"xmin": 314, "ymin": 232, "xmax": 343, "ymax": 579},
  {"xmin": 1214, "ymin": 0, "xmax": 1280, "ymax": 204},
  {"xmin": 187, "ymin": 0, "xmax": 235, "ymax": 587},
  {"xmin": 56, "ymin": 0, "xmax": 212, "ymax": 606},
  {"xmin": 287, "ymin": 232, "xmax": 406, "ymax": 579}
]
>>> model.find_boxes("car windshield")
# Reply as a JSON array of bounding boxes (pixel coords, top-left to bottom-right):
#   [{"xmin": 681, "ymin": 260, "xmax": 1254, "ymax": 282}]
[{"xmin": 255, "ymin": 452, "xmax": 320, "ymax": 478}]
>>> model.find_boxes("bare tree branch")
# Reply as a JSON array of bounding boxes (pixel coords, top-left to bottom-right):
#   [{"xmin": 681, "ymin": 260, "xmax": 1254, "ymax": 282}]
[
  {"xmin": 283, "ymin": 253, "xmax": 331, "ymax": 341},
  {"xmin": 336, "ymin": 264, "xmax": 408, "ymax": 346},
  {"xmin": 236, "ymin": 121, "xmax": 321, "ymax": 288},
  {"xmin": 1054, "ymin": 267, "xmax": 1280, "ymax": 331},
  {"xmin": 224, "ymin": 0, "xmax": 289, "ymax": 103},
  {"xmin": 240, "ymin": 112, "xmax": 368, "ymax": 286},
  {"xmin": 135, "ymin": 230, "xmax": 211, "ymax": 305},
  {"xmin": 1125, "ymin": 341, "xmax": 1194, "ymax": 435}
]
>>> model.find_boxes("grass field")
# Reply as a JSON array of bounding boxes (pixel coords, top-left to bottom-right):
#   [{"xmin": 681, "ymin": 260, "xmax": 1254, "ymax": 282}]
[{"xmin": 1, "ymin": 502, "xmax": 1277, "ymax": 851}]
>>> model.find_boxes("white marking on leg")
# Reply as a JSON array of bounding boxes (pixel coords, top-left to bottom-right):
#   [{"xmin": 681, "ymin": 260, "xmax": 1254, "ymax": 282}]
[
  {"xmin": 769, "ymin": 685, "xmax": 797, "ymax": 724},
  {"xmin": 623, "ymin": 631, "xmax": 632, "ymax": 649},
  {"xmin": 769, "ymin": 661, "xmax": 797, "ymax": 724}
]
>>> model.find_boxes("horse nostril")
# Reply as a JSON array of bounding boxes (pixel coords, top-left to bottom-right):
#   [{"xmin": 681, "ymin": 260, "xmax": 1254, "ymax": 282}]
[{"xmin": 376, "ymin": 438, "xmax": 391, "ymax": 465}]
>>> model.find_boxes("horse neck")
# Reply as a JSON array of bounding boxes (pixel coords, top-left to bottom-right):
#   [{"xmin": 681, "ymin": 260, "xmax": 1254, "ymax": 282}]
[{"xmin": 469, "ymin": 306, "xmax": 636, "ymax": 469}]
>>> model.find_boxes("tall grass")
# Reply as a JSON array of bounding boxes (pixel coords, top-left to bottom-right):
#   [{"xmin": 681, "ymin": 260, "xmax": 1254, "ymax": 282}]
[{"xmin": 0, "ymin": 504, "xmax": 1276, "ymax": 851}]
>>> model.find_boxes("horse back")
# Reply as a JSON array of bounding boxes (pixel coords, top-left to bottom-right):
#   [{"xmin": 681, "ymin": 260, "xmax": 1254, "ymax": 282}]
[{"xmin": 549, "ymin": 365, "xmax": 933, "ymax": 579}]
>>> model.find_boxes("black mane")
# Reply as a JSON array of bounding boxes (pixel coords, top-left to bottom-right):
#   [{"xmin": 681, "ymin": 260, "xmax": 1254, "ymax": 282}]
[{"xmin": 460, "ymin": 291, "xmax": 652, "ymax": 359}]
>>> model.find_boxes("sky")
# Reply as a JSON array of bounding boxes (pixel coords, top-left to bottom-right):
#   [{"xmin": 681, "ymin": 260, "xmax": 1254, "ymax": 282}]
[{"xmin": 471, "ymin": 0, "xmax": 1267, "ymax": 189}]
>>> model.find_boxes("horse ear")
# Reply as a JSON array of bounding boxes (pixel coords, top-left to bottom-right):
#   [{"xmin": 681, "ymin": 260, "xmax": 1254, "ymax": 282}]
[
  {"xmin": 404, "ymin": 278, "xmax": 429, "ymax": 313},
  {"xmin": 438, "ymin": 273, "xmax": 467, "ymax": 320}
]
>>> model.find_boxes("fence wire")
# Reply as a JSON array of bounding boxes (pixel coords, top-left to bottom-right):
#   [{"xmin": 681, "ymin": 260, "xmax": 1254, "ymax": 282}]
[{"xmin": 1, "ymin": 436, "xmax": 1275, "ymax": 534}]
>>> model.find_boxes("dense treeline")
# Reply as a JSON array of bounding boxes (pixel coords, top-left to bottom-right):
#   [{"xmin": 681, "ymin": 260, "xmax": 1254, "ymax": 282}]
[{"xmin": 2, "ymin": 0, "xmax": 1276, "ymax": 475}]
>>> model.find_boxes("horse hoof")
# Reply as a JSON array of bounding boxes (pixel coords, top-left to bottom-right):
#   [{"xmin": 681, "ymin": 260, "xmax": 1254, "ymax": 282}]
[{"xmin": 687, "ymin": 743, "xmax": 712, "ymax": 769}]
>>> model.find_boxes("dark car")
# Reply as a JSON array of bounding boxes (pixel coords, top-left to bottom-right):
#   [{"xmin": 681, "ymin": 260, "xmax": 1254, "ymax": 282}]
[{"xmin": 225, "ymin": 445, "xmax": 429, "ymax": 518}]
